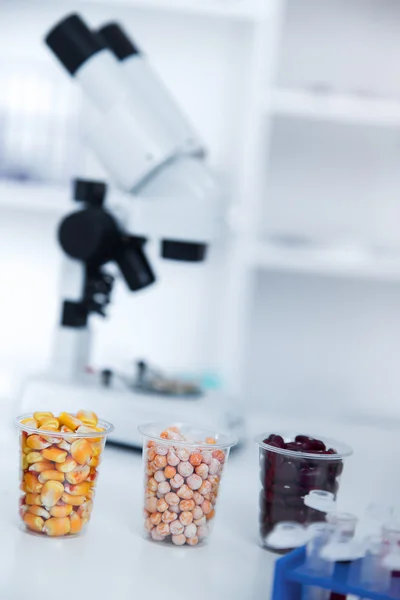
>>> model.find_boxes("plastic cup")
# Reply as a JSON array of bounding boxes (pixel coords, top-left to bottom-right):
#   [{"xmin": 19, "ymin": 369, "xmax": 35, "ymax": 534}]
[
  {"xmin": 255, "ymin": 431, "xmax": 352, "ymax": 552},
  {"xmin": 139, "ymin": 422, "xmax": 237, "ymax": 547},
  {"xmin": 16, "ymin": 412, "xmax": 114, "ymax": 537}
]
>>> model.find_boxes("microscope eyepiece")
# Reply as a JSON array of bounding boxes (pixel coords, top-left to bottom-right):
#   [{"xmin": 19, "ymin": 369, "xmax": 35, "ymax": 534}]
[
  {"xmin": 45, "ymin": 13, "xmax": 104, "ymax": 75},
  {"xmin": 97, "ymin": 23, "xmax": 141, "ymax": 61}
]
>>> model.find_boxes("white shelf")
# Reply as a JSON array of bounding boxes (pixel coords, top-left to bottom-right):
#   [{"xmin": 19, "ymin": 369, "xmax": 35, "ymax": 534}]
[
  {"xmin": 269, "ymin": 88, "xmax": 400, "ymax": 128},
  {"xmin": 0, "ymin": 180, "xmax": 72, "ymax": 215},
  {"xmin": 248, "ymin": 240, "xmax": 400, "ymax": 282},
  {"xmin": 77, "ymin": 0, "xmax": 262, "ymax": 21}
]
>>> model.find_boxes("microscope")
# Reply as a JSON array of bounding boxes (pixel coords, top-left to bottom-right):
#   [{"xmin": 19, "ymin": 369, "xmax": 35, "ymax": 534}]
[{"xmin": 19, "ymin": 14, "xmax": 244, "ymax": 447}]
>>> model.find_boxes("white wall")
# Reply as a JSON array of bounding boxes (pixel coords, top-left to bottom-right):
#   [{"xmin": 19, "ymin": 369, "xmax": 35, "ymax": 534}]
[{"xmin": 245, "ymin": 272, "xmax": 400, "ymax": 422}]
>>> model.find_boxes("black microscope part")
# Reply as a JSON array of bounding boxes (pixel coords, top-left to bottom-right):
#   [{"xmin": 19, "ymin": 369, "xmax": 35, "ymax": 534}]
[
  {"xmin": 74, "ymin": 179, "xmax": 107, "ymax": 206},
  {"xmin": 161, "ymin": 240, "xmax": 208, "ymax": 262},
  {"xmin": 45, "ymin": 14, "xmax": 105, "ymax": 76},
  {"xmin": 97, "ymin": 23, "xmax": 141, "ymax": 61}
]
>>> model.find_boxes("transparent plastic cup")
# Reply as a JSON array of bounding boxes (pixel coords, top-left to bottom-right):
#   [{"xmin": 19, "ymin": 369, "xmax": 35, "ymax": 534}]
[
  {"xmin": 139, "ymin": 422, "xmax": 237, "ymax": 547},
  {"xmin": 255, "ymin": 431, "xmax": 353, "ymax": 552},
  {"xmin": 16, "ymin": 412, "xmax": 114, "ymax": 537}
]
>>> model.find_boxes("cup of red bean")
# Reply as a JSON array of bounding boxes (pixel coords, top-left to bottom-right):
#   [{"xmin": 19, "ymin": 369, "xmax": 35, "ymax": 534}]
[{"xmin": 255, "ymin": 432, "xmax": 353, "ymax": 553}]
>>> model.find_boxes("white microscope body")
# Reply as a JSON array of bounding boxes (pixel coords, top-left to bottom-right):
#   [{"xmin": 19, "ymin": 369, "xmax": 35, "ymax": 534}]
[{"xmin": 19, "ymin": 14, "xmax": 244, "ymax": 447}]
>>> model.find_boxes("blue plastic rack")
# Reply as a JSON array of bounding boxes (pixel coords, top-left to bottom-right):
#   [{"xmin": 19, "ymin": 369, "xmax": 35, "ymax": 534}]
[{"xmin": 271, "ymin": 547, "xmax": 400, "ymax": 600}]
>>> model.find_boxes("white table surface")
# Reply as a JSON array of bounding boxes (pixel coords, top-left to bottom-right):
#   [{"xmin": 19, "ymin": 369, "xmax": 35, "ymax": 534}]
[{"xmin": 0, "ymin": 411, "xmax": 399, "ymax": 600}]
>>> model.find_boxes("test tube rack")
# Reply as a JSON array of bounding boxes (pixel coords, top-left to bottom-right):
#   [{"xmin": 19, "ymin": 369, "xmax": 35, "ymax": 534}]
[{"xmin": 272, "ymin": 547, "xmax": 400, "ymax": 600}]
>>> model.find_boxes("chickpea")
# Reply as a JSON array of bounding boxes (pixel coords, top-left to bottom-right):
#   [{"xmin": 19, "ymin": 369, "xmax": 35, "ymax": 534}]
[
  {"xmin": 177, "ymin": 461, "xmax": 194, "ymax": 477},
  {"xmin": 184, "ymin": 523, "xmax": 197, "ymax": 539},
  {"xmin": 172, "ymin": 534, "xmax": 186, "ymax": 546},
  {"xmin": 176, "ymin": 449, "xmax": 190, "ymax": 462},
  {"xmin": 157, "ymin": 481, "xmax": 171, "ymax": 495},
  {"xmin": 154, "ymin": 455, "xmax": 167, "ymax": 469},
  {"xmin": 177, "ymin": 484, "xmax": 193, "ymax": 500},
  {"xmin": 201, "ymin": 451, "xmax": 213, "ymax": 465},
  {"xmin": 170, "ymin": 520, "xmax": 184, "ymax": 535},
  {"xmin": 179, "ymin": 511, "xmax": 193, "ymax": 526},
  {"xmin": 193, "ymin": 492, "xmax": 204, "ymax": 505},
  {"xmin": 179, "ymin": 499, "xmax": 195, "ymax": 512},
  {"xmin": 189, "ymin": 453, "xmax": 202, "ymax": 467},
  {"xmin": 155, "ymin": 445, "xmax": 168, "ymax": 456},
  {"xmin": 148, "ymin": 477, "xmax": 158, "ymax": 492},
  {"xmin": 209, "ymin": 458, "xmax": 221, "ymax": 476},
  {"xmin": 162, "ymin": 510, "xmax": 178, "ymax": 524},
  {"xmin": 154, "ymin": 470, "xmax": 166, "ymax": 483},
  {"xmin": 156, "ymin": 523, "xmax": 170, "ymax": 537},
  {"xmin": 195, "ymin": 464, "xmax": 209, "ymax": 479},
  {"xmin": 186, "ymin": 474, "xmax": 202, "ymax": 491},
  {"xmin": 151, "ymin": 528, "xmax": 165, "ymax": 542},
  {"xmin": 150, "ymin": 512, "xmax": 162, "ymax": 526},
  {"xmin": 192, "ymin": 506, "xmax": 203, "ymax": 520},
  {"xmin": 170, "ymin": 474, "xmax": 184, "ymax": 489},
  {"xmin": 199, "ymin": 480, "xmax": 212, "ymax": 496},
  {"xmin": 165, "ymin": 492, "xmax": 180, "ymax": 506},
  {"xmin": 186, "ymin": 535, "xmax": 199, "ymax": 546},
  {"xmin": 156, "ymin": 498, "xmax": 168, "ymax": 513},
  {"xmin": 167, "ymin": 452, "xmax": 180, "ymax": 467},
  {"xmin": 164, "ymin": 466, "xmax": 176, "ymax": 479}
]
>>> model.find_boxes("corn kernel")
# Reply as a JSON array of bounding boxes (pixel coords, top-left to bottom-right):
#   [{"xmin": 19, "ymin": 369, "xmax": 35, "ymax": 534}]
[
  {"xmin": 21, "ymin": 418, "xmax": 38, "ymax": 428},
  {"xmin": 33, "ymin": 411, "xmax": 54, "ymax": 424},
  {"xmin": 23, "ymin": 513, "xmax": 44, "ymax": 533},
  {"xmin": 41, "ymin": 434, "xmax": 63, "ymax": 445},
  {"xmin": 28, "ymin": 506, "xmax": 50, "ymax": 519},
  {"xmin": 64, "ymin": 482, "xmax": 90, "ymax": 496},
  {"xmin": 22, "ymin": 445, "xmax": 32, "ymax": 455},
  {"xmin": 90, "ymin": 441, "xmax": 103, "ymax": 457},
  {"xmin": 20, "ymin": 504, "xmax": 29, "ymax": 517},
  {"xmin": 87, "ymin": 469, "xmax": 97, "ymax": 484},
  {"xmin": 77, "ymin": 500, "xmax": 93, "ymax": 519},
  {"xmin": 38, "ymin": 470, "xmax": 65, "ymax": 484},
  {"xmin": 38, "ymin": 418, "xmax": 60, "ymax": 431},
  {"xmin": 69, "ymin": 512, "xmax": 82, "ymax": 534},
  {"xmin": 61, "ymin": 492, "xmax": 86, "ymax": 506},
  {"xmin": 88, "ymin": 456, "xmax": 100, "ymax": 468},
  {"xmin": 41, "ymin": 481, "xmax": 64, "ymax": 507},
  {"xmin": 55, "ymin": 457, "xmax": 77, "ymax": 473},
  {"xmin": 26, "ymin": 435, "xmax": 51, "ymax": 450},
  {"xmin": 24, "ymin": 473, "xmax": 43, "ymax": 494},
  {"xmin": 65, "ymin": 465, "xmax": 90, "ymax": 484},
  {"xmin": 60, "ymin": 425, "xmax": 75, "ymax": 443},
  {"xmin": 26, "ymin": 452, "xmax": 43, "ymax": 464},
  {"xmin": 58, "ymin": 439, "xmax": 71, "ymax": 452},
  {"xmin": 58, "ymin": 412, "xmax": 82, "ymax": 431},
  {"xmin": 70, "ymin": 439, "xmax": 93, "ymax": 465},
  {"xmin": 25, "ymin": 493, "xmax": 42, "ymax": 506},
  {"xmin": 41, "ymin": 447, "xmax": 68, "ymax": 463},
  {"xmin": 50, "ymin": 503, "xmax": 73, "ymax": 518},
  {"xmin": 43, "ymin": 517, "xmax": 71, "ymax": 537},
  {"xmin": 86, "ymin": 489, "xmax": 95, "ymax": 500},
  {"xmin": 21, "ymin": 456, "xmax": 28, "ymax": 470},
  {"xmin": 76, "ymin": 410, "xmax": 98, "ymax": 427},
  {"xmin": 29, "ymin": 460, "xmax": 54, "ymax": 473},
  {"xmin": 76, "ymin": 426, "xmax": 102, "ymax": 442}
]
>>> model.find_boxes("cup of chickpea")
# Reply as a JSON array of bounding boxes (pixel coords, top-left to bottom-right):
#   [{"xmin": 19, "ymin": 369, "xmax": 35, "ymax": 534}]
[
  {"xmin": 16, "ymin": 410, "xmax": 114, "ymax": 537},
  {"xmin": 139, "ymin": 423, "xmax": 237, "ymax": 547}
]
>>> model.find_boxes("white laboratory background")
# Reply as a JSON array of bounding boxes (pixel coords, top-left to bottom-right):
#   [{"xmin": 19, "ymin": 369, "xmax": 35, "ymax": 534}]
[{"xmin": 1, "ymin": 0, "xmax": 400, "ymax": 428}]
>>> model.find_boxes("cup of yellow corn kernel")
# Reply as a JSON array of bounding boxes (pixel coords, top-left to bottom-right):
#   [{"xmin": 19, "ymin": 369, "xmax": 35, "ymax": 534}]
[
  {"xmin": 139, "ymin": 423, "xmax": 237, "ymax": 546},
  {"xmin": 16, "ymin": 410, "xmax": 114, "ymax": 537}
]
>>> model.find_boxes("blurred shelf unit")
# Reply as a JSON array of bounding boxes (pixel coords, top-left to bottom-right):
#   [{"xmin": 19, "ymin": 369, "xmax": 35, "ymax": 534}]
[
  {"xmin": 0, "ymin": 181, "xmax": 71, "ymax": 215},
  {"xmin": 248, "ymin": 239, "xmax": 400, "ymax": 282},
  {"xmin": 69, "ymin": 0, "xmax": 264, "ymax": 21},
  {"xmin": 269, "ymin": 88, "xmax": 400, "ymax": 128}
]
